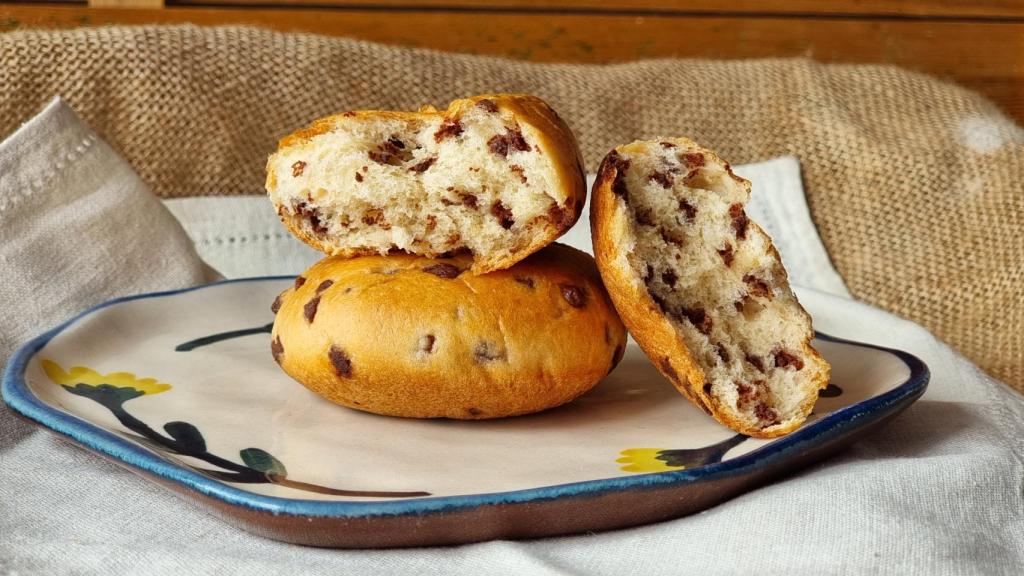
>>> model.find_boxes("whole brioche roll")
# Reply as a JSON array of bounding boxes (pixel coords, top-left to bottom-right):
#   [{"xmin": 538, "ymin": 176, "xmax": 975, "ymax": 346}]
[
  {"xmin": 591, "ymin": 137, "xmax": 829, "ymax": 438},
  {"xmin": 270, "ymin": 243, "xmax": 627, "ymax": 419},
  {"xmin": 266, "ymin": 94, "xmax": 586, "ymax": 274}
]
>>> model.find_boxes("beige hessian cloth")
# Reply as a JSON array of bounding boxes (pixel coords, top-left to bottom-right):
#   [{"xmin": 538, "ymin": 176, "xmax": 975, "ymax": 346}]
[{"xmin": 0, "ymin": 25, "xmax": 1021, "ymax": 390}]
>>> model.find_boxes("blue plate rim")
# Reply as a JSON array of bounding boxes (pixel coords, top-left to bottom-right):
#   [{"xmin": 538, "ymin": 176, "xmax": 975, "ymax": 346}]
[{"xmin": 2, "ymin": 276, "xmax": 930, "ymax": 519}]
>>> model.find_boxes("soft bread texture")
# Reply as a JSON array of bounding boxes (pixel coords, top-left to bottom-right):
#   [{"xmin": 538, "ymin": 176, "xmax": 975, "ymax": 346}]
[
  {"xmin": 266, "ymin": 94, "xmax": 586, "ymax": 274},
  {"xmin": 590, "ymin": 138, "xmax": 830, "ymax": 438},
  {"xmin": 271, "ymin": 243, "xmax": 627, "ymax": 419}
]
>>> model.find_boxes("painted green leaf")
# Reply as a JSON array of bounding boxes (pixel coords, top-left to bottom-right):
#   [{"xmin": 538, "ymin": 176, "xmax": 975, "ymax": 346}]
[
  {"xmin": 163, "ymin": 421, "xmax": 206, "ymax": 454},
  {"xmin": 66, "ymin": 383, "xmax": 143, "ymax": 408},
  {"xmin": 240, "ymin": 448, "xmax": 287, "ymax": 477}
]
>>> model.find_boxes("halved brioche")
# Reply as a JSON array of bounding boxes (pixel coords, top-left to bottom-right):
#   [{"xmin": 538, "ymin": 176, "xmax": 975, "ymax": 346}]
[
  {"xmin": 590, "ymin": 137, "xmax": 830, "ymax": 438},
  {"xmin": 266, "ymin": 94, "xmax": 586, "ymax": 274}
]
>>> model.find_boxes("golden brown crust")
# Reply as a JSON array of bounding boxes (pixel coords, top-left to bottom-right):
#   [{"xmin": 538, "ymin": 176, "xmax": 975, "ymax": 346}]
[
  {"xmin": 271, "ymin": 243, "xmax": 627, "ymax": 419},
  {"xmin": 591, "ymin": 139, "xmax": 829, "ymax": 438},
  {"xmin": 266, "ymin": 93, "xmax": 586, "ymax": 275}
]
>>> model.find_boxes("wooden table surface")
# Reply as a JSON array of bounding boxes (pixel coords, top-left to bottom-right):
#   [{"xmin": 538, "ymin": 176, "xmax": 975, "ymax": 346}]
[{"xmin": 2, "ymin": 1, "xmax": 1022, "ymax": 124}]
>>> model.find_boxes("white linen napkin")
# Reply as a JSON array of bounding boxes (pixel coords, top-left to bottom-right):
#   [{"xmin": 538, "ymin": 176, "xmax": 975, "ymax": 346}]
[
  {"xmin": 0, "ymin": 98, "xmax": 214, "ymax": 364},
  {"xmin": 1, "ymin": 99, "xmax": 1022, "ymax": 576}
]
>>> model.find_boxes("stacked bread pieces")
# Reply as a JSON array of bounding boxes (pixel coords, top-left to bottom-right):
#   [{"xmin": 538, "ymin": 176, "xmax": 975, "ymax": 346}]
[
  {"xmin": 266, "ymin": 94, "xmax": 830, "ymax": 437},
  {"xmin": 266, "ymin": 94, "xmax": 628, "ymax": 419}
]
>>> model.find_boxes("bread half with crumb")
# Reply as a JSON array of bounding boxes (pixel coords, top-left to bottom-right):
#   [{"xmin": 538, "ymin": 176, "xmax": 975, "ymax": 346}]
[
  {"xmin": 590, "ymin": 137, "xmax": 830, "ymax": 438},
  {"xmin": 266, "ymin": 93, "xmax": 586, "ymax": 274}
]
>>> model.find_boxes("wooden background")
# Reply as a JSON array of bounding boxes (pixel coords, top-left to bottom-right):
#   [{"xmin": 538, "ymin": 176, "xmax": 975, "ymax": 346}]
[{"xmin": 1, "ymin": 0, "xmax": 1022, "ymax": 124}]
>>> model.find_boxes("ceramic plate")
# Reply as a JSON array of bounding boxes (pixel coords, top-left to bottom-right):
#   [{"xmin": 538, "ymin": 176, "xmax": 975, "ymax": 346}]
[{"xmin": 3, "ymin": 277, "xmax": 928, "ymax": 548}]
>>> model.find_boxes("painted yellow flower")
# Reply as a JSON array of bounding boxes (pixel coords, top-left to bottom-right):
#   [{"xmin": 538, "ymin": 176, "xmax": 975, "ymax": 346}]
[
  {"xmin": 42, "ymin": 360, "xmax": 171, "ymax": 396},
  {"xmin": 616, "ymin": 448, "xmax": 684, "ymax": 473}
]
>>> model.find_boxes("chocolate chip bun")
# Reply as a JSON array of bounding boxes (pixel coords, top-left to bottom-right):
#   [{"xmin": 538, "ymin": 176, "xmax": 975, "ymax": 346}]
[
  {"xmin": 266, "ymin": 94, "xmax": 586, "ymax": 275},
  {"xmin": 270, "ymin": 243, "xmax": 626, "ymax": 419},
  {"xmin": 590, "ymin": 138, "xmax": 830, "ymax": 438}
]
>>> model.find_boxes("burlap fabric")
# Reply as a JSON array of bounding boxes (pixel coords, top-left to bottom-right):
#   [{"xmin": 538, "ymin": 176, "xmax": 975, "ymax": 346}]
[{"xmin": 1, "ymin": 25, "xmax": 1021, "ymax": 390}]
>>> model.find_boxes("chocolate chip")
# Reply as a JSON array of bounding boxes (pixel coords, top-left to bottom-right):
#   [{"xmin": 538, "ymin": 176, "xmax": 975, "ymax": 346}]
[
  {"xmin": 314, "ymin": 280, "xmax": 333, "ymax": 294},
  {"xmin": 514, "ymin": 276, "xmax": 535, "ymax": 289},
  {"xmin": 660, "ymin": 141, "xmax": 677, "ymax": 149},
  {"xmin": 680, "ymin": 152, "xmax": 705, "ymax": 167},
  {"xmin": 455, "ymin": 190, "xmax": 478, "ymax": 209},
  {"xmin": 679, "ymin": 199, "xmax": 697, "ymax": 220},
  {"xmin": 368, "ymin": 138, "xmax": 413, "ymax": 165},
  {"xmin": 745, "ymin": 353, "xmax": 765, "ymax": 373},
  {"xmin": 560, "ymin": 284, "xmax": 587, "ymax": 308},
  {"xmin": 271, "ymin": 336, "xmax": 284, "ymax": 364},
  {"xmin": 730, "ymin": 203, "xmax": 749, "ymax": 239},
  {"xmin": 490, "ymin": 201, "xmax": 514, "ymax": 229},
  {"xmin": 291, "ymin": 161, "xmax": 306, "ymax": 177},
  {"xmin": 419, "ymin": 334, "xmax": 436, "ymax": 354},
  {"xmin": 295, "ymin": 276, "xmax": 306, "ymax": 289},
  {"xmin": 487, "ymin": 127, "xmax": 529, "ymax": 157},
  {"xmin": 548, "ymin": 203, "xmax": 574, "ymax": 228},
  {"xmin": 355, "ymin": 172, "xmax": 364, "ymax": 182},
  {"xmin": 649, "ymin": 171, "xmax": 674, "ymax": 189},
  {"xmin": 680, "ymin": 307, "xmax": 713, "ymax": 335},
  {"xmin": 434, "ymin": 119, "xmax": 463, "ymax": 142},
  {"xmin": 659, "ymin": 357, "xmax": 680, "ymax": 383},
  {"xmin": 511, "ymin": 129, "xmax": 530, "ymax": 151},
  {"xmin": 408, "ymin": 157, "xmax": 436, "ymax": 173},
  {"xmin": 291, "ymin": 200, "xmax": 328, "ymax": 236},
  {"xmin": 661, "ymin": 270, "xmax": 677, "ymax": 287},
  {"xmin": 488, "ymin": 134, "xmax": 509, "ymax": 157},
  {"xmin": 510, "ymin": 164, "xmax": 528, "ymax": 183},
  {"xmin": 744, "ymin": 274, "xmax": 772, "ymax": 299},
  {"xmin": 476, "ymin": 99, "xmax": 499, "ymax": 113},
  {"xmin": 635, "ymin": 207, "xmax": 655, "ymax": 226},
  {"xmin": 660, "ymin": 227, "xmax": 685, "ymax": 246},
  {"xmin": 736, "ymin": 381, "xmax": 755, "ymax": 399},
  {"xmin": 736, "ymin": 381, "xmax": 759, "ymax": 410},
  {"xmin": 718, "ymin": 244, "xmax": 734, "ymax": 267},
  {"xmin": 422, "ymin": 263, "xmax": 461, "ymax": 278},
  {"xmin": 755, "ymin": 402, "xmax": 778, "ymax": 423},
  {"xmin": 715, "ymin": 343, "xmax": 731, "ymax": 363},
  {"xmin": 303, "ymin": 295, "xmax": 321, "ymax": 323},
  {"xmin": 328, "ymin": 346, "xmax": 352, "ymax": 378},
  {"xmin": 473, "ymin": 341, "xmax": 506, "ymax": 363},
  {"xmin": 271, "ymin": 293, "xmax": 284, "ymax": 314},
  {"xmin": 603, "ymin": 151, "xmax": 631, "ymax": 198},
  {"xmin": 773, "ymin": 348, "xmax": 805, "ymax": 371},
  {"xmin": 426, "ymin": 215, "xmax": 437, "ymax": 231}
]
